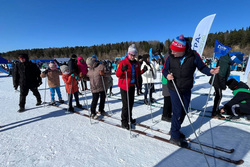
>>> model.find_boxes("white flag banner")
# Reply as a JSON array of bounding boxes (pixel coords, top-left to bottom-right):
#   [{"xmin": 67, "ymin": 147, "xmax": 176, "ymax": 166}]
[
  {"xmin": 191, "ymin": 14, "xmax": 216, "ymax": 56},
  {"xmin": 244, "ymin": 55, "xmax": 250, "ymax": 81},
  {"xmin": 192, "ymin": 14, "xmax": 216, "ymax": 79}
]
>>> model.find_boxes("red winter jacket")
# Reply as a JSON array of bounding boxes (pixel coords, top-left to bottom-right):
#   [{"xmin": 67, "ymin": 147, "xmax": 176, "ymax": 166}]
[
  {"xmin": 116, "ymin": 57, "xmax": 142, "ymax": 91},
  {"xmin": 62, "ymin": 73, "xmax": 80, "ymax": 94}
]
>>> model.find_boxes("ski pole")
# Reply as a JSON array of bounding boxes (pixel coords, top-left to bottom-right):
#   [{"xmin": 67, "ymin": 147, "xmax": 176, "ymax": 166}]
[
  {"xmin": 171, "ymin": 77, "xmax": 210, "ymax": 167},
  {"xmin": 43, "ymin": 77, "xmax": 47, "ymax": 107},
  {"xmin": 81, "ymin": 78, "xmax": 91, "ymax": 124},
  {"xmin": 146, "ymin": 72, "xmax": 154, "ymax": 123},
  {"xmin": 125, "ymin": 71, "xmax": 132, "ymax": 137},
  {"xmin": 101, "ymin": 75, "xmax": 112, "ymax": 115},
  {"xmin": 80, "ymin": 79, "xmax": 87, "ymax": 107},
  {"xmin": 198, "ymin": 74, "xmax": 216, "ymax": 135},
  {"xmin": 67, "ymin": 76, "xmax": 74, "ymax": 113}
]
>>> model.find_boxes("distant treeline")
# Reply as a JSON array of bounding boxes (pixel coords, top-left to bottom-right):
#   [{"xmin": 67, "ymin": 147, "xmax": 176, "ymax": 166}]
[{"xmin": 1, "ymin": 26, "xmax": 250, "ymax": 61}]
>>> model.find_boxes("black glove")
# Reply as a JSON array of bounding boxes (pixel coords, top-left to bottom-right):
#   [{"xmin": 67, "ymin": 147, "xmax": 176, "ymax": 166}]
[
  {"xmin": 121, "ymin": 65, "xmax": 128, "ymax": 72},
  {"xmin": 14, "ymin": 86, "xmax": 18, "ymax": 90},
  {"xmin": 142, "ymin": 66, "xmax": 148, "ymax": 73},
  {"xmin": 43, "ymin": 69, "xmax": 49, "ymax": 74}
]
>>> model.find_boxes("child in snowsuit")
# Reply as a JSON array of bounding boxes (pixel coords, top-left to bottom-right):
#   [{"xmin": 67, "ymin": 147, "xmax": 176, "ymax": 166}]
[
  {"xmin": 220, "ymin": 78, "xmax": 250, "ymax": 120},
  {"xmin": 77, "ymin": 56, "xmax": 89, "ymax": 91},
  {"xmin": 60, "ymin": 65, "xmax": 82, "ymax": 112},
  {"xmin": 85, "ymin": 57, "xmax": 111, "ymax": 119},
  {"xmin": 40, "ymin": 62, "xmax": 64, "ymax": 105}
]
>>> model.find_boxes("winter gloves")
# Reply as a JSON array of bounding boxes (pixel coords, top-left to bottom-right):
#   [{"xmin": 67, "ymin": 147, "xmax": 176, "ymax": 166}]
[
  {"xmin": 43, "ymin": 69, "xmax": 49, "ymax": 74},
  {"xmin": 121, "ymin": 65, "xmax": 128, "ymax": 72},
  {"xmin": 70, "ymin": 73, "xmax": 79, "ymax": 80}
]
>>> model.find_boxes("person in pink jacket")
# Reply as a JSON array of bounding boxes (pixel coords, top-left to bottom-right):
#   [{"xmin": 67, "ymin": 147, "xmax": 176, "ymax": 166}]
[{"xmin": 77, "ymin": 56, "xmax": 89, "ymax": 91}]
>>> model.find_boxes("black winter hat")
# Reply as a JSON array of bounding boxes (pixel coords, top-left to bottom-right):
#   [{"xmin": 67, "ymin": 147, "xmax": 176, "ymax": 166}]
[
  {"xmin": 71, "ymin": 54, "xmax": 77, "ymax": 59},
  {"xmin": 138, "ymin": 55, "xmax": 143, "ymax": 60},
  {"xmin": 226, "ymin": 78, "xmax": 239, "ymax": 90},
  {"xmin": 19, "ymin": 54, "xmax": 29, "ymax": 61}
]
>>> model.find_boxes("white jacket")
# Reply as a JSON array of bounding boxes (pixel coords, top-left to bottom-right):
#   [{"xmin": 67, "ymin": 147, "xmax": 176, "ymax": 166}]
[{"xmin": 141, "ymin": 61, "xmax": 157, "ymax": 84}]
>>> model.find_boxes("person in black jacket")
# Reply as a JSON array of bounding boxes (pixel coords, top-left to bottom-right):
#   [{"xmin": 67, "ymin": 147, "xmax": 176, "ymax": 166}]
[
  {"xmin": 162, "ymin": 35, "xmax": 220, "ymax": 147},
  {"xmin": 220, "ymin": 78, "xmax": 250, "ymax": 120},
  {"xmin": 13, "ymin": 54, "xmax": 42, "ymax": 112},
  {"xmin": 68, "ymin": 54, "xmax": 79, "ymax": 75},
  {"xmin": 209, "ymin": 53, "xmax": 232, "ymax": 119}
]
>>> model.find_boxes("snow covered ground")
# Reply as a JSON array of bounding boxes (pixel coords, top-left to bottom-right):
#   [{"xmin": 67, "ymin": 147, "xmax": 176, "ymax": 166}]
[{"xmin": 0, "ymin": 70, "xmax": 250, "ymax": 167}]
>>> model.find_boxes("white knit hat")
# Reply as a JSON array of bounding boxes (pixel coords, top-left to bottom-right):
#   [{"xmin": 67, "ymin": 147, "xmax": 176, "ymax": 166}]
[
  {"xmin": 86, "ymin": 57, "xmax": 95, "ymax": 67},
  {"xmin": 60, "ymin": 65, "xmax": 69, "ymax": 73},
  {"xmin": 128, "ymin": 44, "xmax": 137, "ymax": 54}
]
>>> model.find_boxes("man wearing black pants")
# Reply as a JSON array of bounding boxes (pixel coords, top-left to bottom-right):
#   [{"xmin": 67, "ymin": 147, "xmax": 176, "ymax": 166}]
[
  {"xmin": 162, "ymin": 35, "xmax": 219, "ymax": 147},
  {"xmin": 13, "ymin": 54, "xmax": 42, "ymax": 112}
]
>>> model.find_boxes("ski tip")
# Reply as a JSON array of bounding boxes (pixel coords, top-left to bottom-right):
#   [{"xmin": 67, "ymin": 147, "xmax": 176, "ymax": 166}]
[
  {"xmin": 235, "ymin": 159, "xmax": 244, "ymax": 165},
  {"xmin": 230, "ymin": 149, "xmax": 235, "ymax": 153}
]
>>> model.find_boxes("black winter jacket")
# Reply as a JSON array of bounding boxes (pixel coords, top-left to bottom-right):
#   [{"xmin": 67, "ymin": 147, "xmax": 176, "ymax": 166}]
[
  {"xmin": 162, "ymin": 50, "xmax": 211, "ymax": 93},
  {"xmin": 68, "ymin": 58, "xmax": 79, "ymax": 75},
  {"xmin": 13, "ymin": 61, "xmax": 42, "ymax": 90},
  {"xmin": 224, "ymin": 82, "xmax": 250, "ymax": 115},
  {"xmin": 209, "ymin": 54, "xmax": 231, "ymax": 90}
]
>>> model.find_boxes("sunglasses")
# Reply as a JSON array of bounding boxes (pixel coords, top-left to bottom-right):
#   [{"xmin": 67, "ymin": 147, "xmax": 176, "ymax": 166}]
[{"xmin": 129, "ymin": 53, "xmax": 136, "ymax": 56}]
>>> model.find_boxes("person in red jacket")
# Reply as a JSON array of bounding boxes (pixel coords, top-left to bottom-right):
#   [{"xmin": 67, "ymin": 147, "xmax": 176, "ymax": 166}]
[
  {"xmin": 116, "ymin": 44, "xmax": 147, "ymax": 129},
  {"xmin": 60, "ymin": 65, "xmax": 82, "ymax": 112}
]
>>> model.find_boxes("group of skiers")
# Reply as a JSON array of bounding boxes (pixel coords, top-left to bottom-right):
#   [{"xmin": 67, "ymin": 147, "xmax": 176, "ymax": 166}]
[{"xmin": 11, "ymin": 34, "xmax": 250, "ymax": 148}]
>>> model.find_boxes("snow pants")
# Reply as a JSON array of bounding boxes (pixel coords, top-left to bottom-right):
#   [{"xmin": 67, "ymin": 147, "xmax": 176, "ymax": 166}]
[
  {"xmin": 19, "ymin": 87, "xmax": 41, "ymax": 108},
  {"xmin": 91, "ymin": 91, "xmax": 106, "ymax": 115},
  {"xmin": 120, "ymin": 86, "xmax": 135, "ymax": 124},
  {"xmin": 169, "ymin": 89, "xmax": 191, "ymax": 139},
  {"xmin": 50, "ymin": 87, "xmax": 62, "ymax": 101},
  {"xmin": 212, "ymin": 87, "xmax": 222, "ymax": 115},
  {"xmin": 68, "ymin": 91, "xmax": 80, "ymax": 108},
  {"xmin": 144, "ymin": 83, "xmax": 153, "ymax": 100},
  {"xmin": 162, "ymin": 96, "xmax": 172, "ymax": 118}
]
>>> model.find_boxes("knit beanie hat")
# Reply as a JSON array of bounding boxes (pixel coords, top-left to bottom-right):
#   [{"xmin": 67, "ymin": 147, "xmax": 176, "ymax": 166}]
[
  {"xmin": 86, "ymin": 57, "xmax": 95, "ymax": 67},
  {"xmin": 92, "ymin": 55, "xmax": 97, "ymax": 60},
  {"xmin": 226, "ymin": 78, "xmax": 239, "ymax": 90},
  {"xmin": 128, "ymin": 44, "xmax": 137, "ymax": 54},
  {"xmin": 170, "ymin": 34, "xmax": 186, "ymax": 52},
  {"xmin": 71, "ymin": 54, "xmax": 77, "ymax": 59},
  {"xmin": 60, "ymin": 65, "xmax": 69, "ymax": 73},
  {"xmin": 19, "ymin": 54, "xmax": 29, "ymax": 61}
]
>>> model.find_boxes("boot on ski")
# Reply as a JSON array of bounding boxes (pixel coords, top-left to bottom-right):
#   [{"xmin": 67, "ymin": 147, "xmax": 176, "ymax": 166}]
[
  {"xmin": 18, "ymin": 107, "xmax": 25, "ymax": 113},
  {"xmin": 58, "ymin": 98, "xmax": 64, "ymax": 104},
  {"xmin": 49, "ymin": 100, "xmax": 56, "ymax": 106},
  {"xmin": 170, "ymin": 137, "xmax": 188, "ymax": 148}
]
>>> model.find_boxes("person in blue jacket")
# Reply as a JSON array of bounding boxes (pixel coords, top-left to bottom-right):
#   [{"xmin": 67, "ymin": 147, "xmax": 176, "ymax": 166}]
[{"xmin": 162, "ymin": 35, "xmax": 220, "ymax": 147}]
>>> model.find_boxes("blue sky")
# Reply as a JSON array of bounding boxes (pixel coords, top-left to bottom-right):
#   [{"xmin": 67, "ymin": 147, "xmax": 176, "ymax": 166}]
[{"xmin": 0, "ymin": 0, "xmax": 250, "ymax": 53}]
